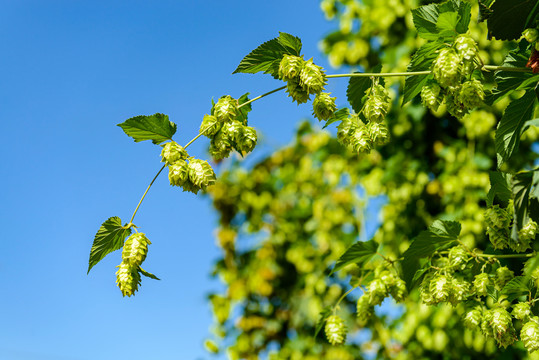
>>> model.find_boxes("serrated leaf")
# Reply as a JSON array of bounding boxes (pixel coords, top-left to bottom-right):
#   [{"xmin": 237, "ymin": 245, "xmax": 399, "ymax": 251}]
[
  {"xmin": 118, "ymin": 113, "xmax": 177, "ymax": 145},
  {"xmin": 411, "ymin": 0, "xmax": 471, "ymax": 41},
  {"xmin": 513, "ymin": 170, "xmax": 539, "ymax": 228},
  {"xmin": 495, "ymin": 90, "xmax": 537, "ymax": 166},
  {"xmin": 346, "ymin": 65, "xmax": 384, "ymax": 114},
  {"xmin": 487, "ymin": 171, "xmax": 512, "ymax": 207},
  {"xmin": 314, "ymin": 307, "xmax": 332, "ymax": 338},
  {"xmin": 331, "ymin": 239, "xmax": 378, "ymax": 274},
  {"xmin": 323, "ymin": 108, "xmax": 350, "ymax": 129},
  {"xmin": 502, "ymin": 276, "xmax": 533, "ymax": 301},
  {"xmin": 237, "ymin": 93, "xmax": 252, "ymax": 123},
  {"xmin": 479, "ymin": 0, "xmax": 494, "ymax": 22},
  {"xmin": 486, "ymin": 285, "xmax": 500, "ymax": 302},
  {"xmin": 402, "ymin": 41, "xmax": 444, "ymax": 105},
  {"xmin": 488, "ymin": 0, "xmax": 539, "ymax": 40},
  {"xmin": 88, "ymin": 217, "xmax": 131, "ymax": 273},
  {"xmin": 401, "ymin": 220, "xmax": 461, "ymax": 288},
  {"xmin": 139, "ymin": 267, "xmax": 161, "ymax": 280},
  {"xmin": 233, "ymin": 32, "xmax": 302, "ymax": 78},
  {"xmin": 524, "ymin": 254, "xmax": 539, "ymax": 278}
]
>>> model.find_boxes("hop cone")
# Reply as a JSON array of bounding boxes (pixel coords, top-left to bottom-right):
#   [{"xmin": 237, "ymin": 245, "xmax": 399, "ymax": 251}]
[
  {"xmin": 473, "ymin": 273, "xmax": 490, "ymax": 296},
  {"xmin": 337, "ymin": 116, "xmax": 359, "ymax": 146},
  {"xmin": 363, "ymin": 84, "xmax": 390, "ymax": 122},
  {"xmin": 463, "ymin": 308, "xmax": 482, "ymax": 330},
  {"xmin": 161, "ymin": 142, "xmax": 188, "ymax": 164},
  {"xmin": 522, "ymin": 317, "xmax": 539, "ymax": 353},
  {"xmin": 236, "ymin": 125, "xmax": 257, "ymax": 154},
  {"xmin": 389, "ymin": 278, "xmax": 407, "ymax": 303},
  {"xmin": 187, "ymin": 158, "xmax": 216, "ymax": 192},
  {"xmin": 446, "ymin": 94, "xmax": 467, "ymax": 119},
  {"xmin": 299, "ymin": 59, "xmax": 327, "ymax": 95},
  {"xmin": 325, "ymin": 315, "xmax": 347, "ymax": 345},
  {"xmin": 312, "ymin": 92, "xmax": 337, "ymax": 121},
  {"xmin": 448, "ymin": 277, "xmax": 471, "ymax": 306},
  {"xmin": 168, "ymin": 159, "xmax": 189, "ymax": 187},
  {"xmin": 449, "ymin": 246, "xmax": 469, "ymax": 270},
  {"xmin": 421, "ymin": 81, "xmax": 442, "ymax": 111},
  {"xmin": 489, "ymin": 308, "xmax": 517, "ymax": 348},
  {"xmin": 278, "ymin": 54, "xmax": 304, "ymax": 80},
  {"xmin": 214, "ymin": 95, "xmax": 238, "ymax": 122},
  {"xmin": 286, "ymin": 78, "xmax": 310, "ymax": 104},
  {"xmin": 200, "ymin": 114, "xmax": 222, "ymax": 138},
  {"xmin": 116, "ymin": 262, "xmax": 141, "ymax": 297},
  {"xmin": 454, "ymin": 34, "xmax": 478, "ymax": 62},
  {"xmin": 459, "ymin": 80, "xmax": 484, "ymax": 109},
  {"xmin": 485, "ymin": 205, "xmax": 511, "ymax": 249},
  {"xmin": 495, "ymin": 266, "xmax": 514, "ymax": 289},
  {"xmin": 367, "ymin": 122, "xmax": 389, "ymax": 145},
  {"xmin": 122, "ymin": 233, "xmax": 151, "ymax": 266},
  {"xmin": 368, "ymin": 278, "xmax": 388, "ymax": 306},
  {"xmin": 513, "ymin": 302, "xmax": 532, "ymax": 321},
  {"xmin": 356, "ymin": 295, "xmax": 374, "ymax": 326},
  {"xmin": 222, "ymin": 120, "xmax": 244, "ymax": 145},
  {"xmin": 420, "ymin": 272, "xmax": 436, "ymax": 305},
  {"xmin": 351, "ymin": 125, "xmax": 372, "ymax": 153},
  {"xmin": 523, "ymin": 28, "xmax": 539, "ymax": 43},
  {"xmin": 430, "ymin": 274, "xmax": 451, "ymax": 303},
  {"xmin": 519, "ymin": 220, "xmax": 538, "ymax": 245},
  {"xmin": 433, "ymin": 48, "xmax": 461, "ymax": 89}
]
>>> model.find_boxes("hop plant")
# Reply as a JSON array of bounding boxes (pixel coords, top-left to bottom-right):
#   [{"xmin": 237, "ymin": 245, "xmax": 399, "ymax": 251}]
[
  {"xmin": 122, "ymin": 232, "xmax": 151, "ymax": 266},
  {"xmin": 449, "ymin": 246, "xmax": 469, "ymax": 270},
  {"xmin": 160, "ymin": 141, "xmax": 188, "ymax": 164},
  {"xmin": 187, "ymin": 158, "xmax": 216, "ymax": 193},
  {"xmin": 368, "ymin": 278, "xmax": 388, "ymax": 306},
  {"xmin": 459, "ymin": 80, "xmax": 484, "ymax": 109},
  {"xmin": 430, "ymin": 274, "xmax": 452, "ymax": 303},
  {"xmin": 299, "ymin": 58, "xmax": 327, "ymax": 95},
  {"xmin": 495, "ymin": 266, "xmax": 514, "ymax": 289},
  {"xmin": 433, "ymin": 48, "xmax": 461, "ymax": 89},
  {"xmin": 446, "ymin": 94, "xmax": 466, "ymax": 119},
  {"xmin": 463, "ymin": 307, "xmax": 482, "ymax": 330},
  {"xmin": 473, "ymin": 273, "xmax": 490, "ymax": 296},
  {"xmin": 115, "ymin": 262, "xmax": 141, "ymax": 297},
  {"xmin": 286, "ymin": 78, "xmax": 310, "ymax": 104},
  {"xmin": 421, "ymin": 81, "xmax": 442, "ymax": 111},
  {"xmin": 389, "ymin": 278, "xmax": 407, "ymax": 303},
  {"xmin": 363, "ymin": 84, "xmax": 390, "ymax": 122},
  {"xmin": 512, "ymin": 302, "xmax": 532, "ymax": 321},
  {"xmin": 356, "ymin": 295, "xmax": 374, "ymax": 326},
  {"xmin": 485, "ymin": 205, "xmax": 511, "ymax": 249},
  {"xmin": 325, "ymin": 315, "xmax": 347, "ymax": 345},
  {"xmin": 213, "ymin": 95, "xmax": 239, "ymax": 122},
  {"xmin": 168, "ymin": 159, "xmax": 189, "ymax": 187},
  {"xmin": 454, "ymin": 34, "xmax": 478, "ymax": 63},
  {"xmin": 278, "ymin": 54, "xmax": 305, "ymax": 80},
  {"xmin": 448, "ymin": 277, "xmax": 470, "ymax": 306},
  {"xmin": 522, "ymin": 317, "xmax": 539, "ymax": 353},
  {"xmin": 523, "ymin": 28, "xmax": 539, "ymax": 43},
  {"xmin": 209, "ymin": 129, "xmax": 233, "ymax": 160},
  {"xmin": 312, "ymin": 92, "xmax": 337, "ymax": 121},
  {"xmin": 236, "ymin": 125, "xmax": 257, "ymax": 154},
  {"xmin": 519, "ymin": 220, "xmax": 538, "ymax": 244},
  {"xmin": 223, "ymin": 120, "xmax": 244, "ymax": 144},
  {"xmin": 488, "ymin": 308, "xmax": 517, "ymax": 348},
  {"xmin": 420, "ymin": 272, "xmax": 436, "ymax": 305},
  {"xmin": 200, "ymin": 114, "xmax": 222, "ymax": 138},
  {"xmin": 367, "ymin": 122, "xmax": 389, "ymax": 145},
  {"xmin": 336, "ymin": 115, "xmax": 359, "ymax": 146},
  {"xmin": 350, "ymin": 124, "xmax": 373, "ymax": 153}
]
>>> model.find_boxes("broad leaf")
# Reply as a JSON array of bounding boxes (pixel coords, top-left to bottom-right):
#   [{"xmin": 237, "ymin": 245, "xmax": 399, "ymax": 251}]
[
  {"xmin": 495, "ymin": 90, "xmax": 537, "ymax": 166},
  {"xmin": 323, "ymin": 108, "xmax": 350, "ymax": 129},
  {"xmin": 488, "ymin": 0, "xmax": 539, "ymax": 40},
  {"xmin": 331, "ymin": 239, "xmax": 378, "ymax": 274},
  {"xmin": 88, "ymin": 217, "xmax": 131, "ymax": 273},
  {"xmin": 118, "ymin": 113, "xmax": 177, "ymax": 145},
  {"xmin": 513, "ymin": 170, "xmax": 539, "ymax": 228},
  {"xmin": 501, "ymin": 276, "xmax": 533, "ymax": 301},
  {"xmin": 237, "ymin": 93, "xmax": 252, "ymax": 123},
  {"xmin": 139, "ymin": 267, "xmax": 161, "ymax": 280},
  {"xmin": 486, "ymin": 171, "xmax": 512, "ymax": 207},
  {"xmin": 486, "ymin": 285, "xmax": 500, "ymax": 302},
  {"xmin": 411, "ymin": 0, "xmax": 471, "ymax": 40},
  {"xmin": 401, "ymin": 220, "xmax": 461, "ymax": 288},
  {"xmin": 346, "ymin": 65, "xmax": 384, "ymax": 114},
  {"xmin": 233, "ymin": 32, "xmax": 302, "ymax": 78},
  {"xmin": 314, "ymin": 307, "xmax": 332, "ymax": 338}
]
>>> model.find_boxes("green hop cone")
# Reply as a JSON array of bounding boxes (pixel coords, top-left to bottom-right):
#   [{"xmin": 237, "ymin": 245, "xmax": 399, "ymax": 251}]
[
  {"xmin": 454, "ymin": 34, "xmax": 478, "ymax": 62},
  {"xmin": 433, "ymin": 48, "xmax": 462, "ymax": 89},
  {"xmin": 421, "ymin": 81, "xmax": 442, "ymax": 111},
  {"xmin": 160, "ymin": 141, "xmax": 188, "ymax": 164},
  {"xmin": 481, "ymin": 308, "xmax": 495, "ymax": 338},
  {"xmin": 522, "ymin": 317, "xmax": 539, "ymax": 353},
  {"xmin": 356, "ymin": 295, "xmax": 374, "ymax": 326},
  {"xmin": 489, "ymin": 308, "xmax": 517, "ymax": 348},
  {"xmin": 448, "ymin": 277, "xmax": 471, "ymax": 306},
  {"xmin": 430, "ymin": 274, "xmax": 452, "ymax": 303},
  {"xmin": 325, "ymin": 315, "xmax": 347, "ymax": 345},
  {"xmin": 223, "ymin": 120, "xmax": 244, "ymax": 146},
  {"xmin": 463, "ymin": 307, "xmax": 482, "ymax": 330},
  {"xmin": 495, "ymin": 266, "xmax": 514, "ymax": 289},
  {"xmin": 519, "ymin": 220, "xmax": 538, "ymax": 244},
  {"xmin": 367, "ymin": 122, "xmax": 389, "ymax": 146},
  {"xmin": 278, "ymin": 54, "xmax": 305, "ymax": 80},
  {"xmin": 337, "ymin": 115, "xmax": 359, "ymax": 146},
  {"xmin": 351, "ymin": 125, "xmax": 373, "ymax": 154},
  {"xmin": 214, "ymin": 95, "xmax": 238, "ymax": 122},
  {"xmin": 485, "ymin": 205, "xmax": 512, "ymax": 229},
  {"xmin": 168, "ymin": 159, "xmax": 189, "ymax": 187},
  {"xmin": 523, "ymin": 28, "xmax": 539, "ymax": 43},
  {"xmin": 200, "ymin": 114, "xmax": 222, "ymax": 138},
  {"xmin": 449, "ymin": 246, "xmax": 469, "ymax": 271},
  {"xmin": 122, "ymin": 232, "xmax": 151, "ymax": 266},
  {"xmin": 209, "ymin": 128, "xmax": 233, "ymax": 161},
  {"xmin": 367, "ymin": 278, "xmax": 388, "ymax": 306},
  {"xmin": 286, "ymin": 78, "xmax": 310, "ymax": 104},
  {"xmin": 312, "ymin": 92, "xmax": 337, "ymax": 121},
  {"xmin": 446, "ymin": 94, "xmax": 467, "ymax": 119},
  {"xmin": 420, "ymin": 272, "xmax": 436, "ymax": 305},
  {"xmin": 363, "ymin": 84, "xmax": 390, "ymax": 122},
  {"xmin": 236, "ymin": 125, "xmax": 257, "ymax": 154},
  {"xmin": 473, "ymin": 273, "xmax": 490, "ymax": 296},
  {"xmin": 299, "ymin": 58, "xmax": 327, "ymax": 95},
  {"xmin": 187, "ymin": 158, "xmax": 216, "ymax": 192},
  {"xmin": 389, "ymin": 278, "xmax": 407, "ymax": 303},
  {"xmin": 459, "ymin": 80, "xmax": 484, "ymax": 109},
  {"xmin": 115, "ymin": 262, "xmax": 141, "ymax": 297},
  {"xmin": 512, "ymin": 302, "xmax": 532, "ymax": 321}
]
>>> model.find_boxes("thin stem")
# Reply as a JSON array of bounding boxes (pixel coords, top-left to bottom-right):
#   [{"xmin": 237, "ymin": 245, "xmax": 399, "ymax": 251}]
[
  {"xmin": 476, "ymin": 252, "xmax": 535, "ymax": 259},
  {"xmin": 184, "ymin": 133, "xmax": 204, "ymax": 150},
  {"xmin": 128, "ymin": 164, "xmax": 167, "ymax": 225},
  {"xmin": 334, "ymin": 286, "xmax": 357, "ymax": 311},
  {"xmin": 239, "ymin": 85, "xmax": 287, "ymax": 108},
  {"xmin": 327, "ymin": 71, "xmax": 431, "ymax": 78},
  {"xmin": 482, "ymin": 65, "xmax": 532, "ymax": 72}
]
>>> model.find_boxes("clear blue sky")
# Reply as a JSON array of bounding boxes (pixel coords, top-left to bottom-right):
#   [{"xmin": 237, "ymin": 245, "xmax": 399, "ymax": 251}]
[{"xmin": 0, "ymin": 1, "xmax": 350, "ymax": 359}]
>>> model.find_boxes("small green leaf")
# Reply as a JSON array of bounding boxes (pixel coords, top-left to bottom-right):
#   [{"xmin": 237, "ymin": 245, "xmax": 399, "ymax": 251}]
[
  {"xmin": 486, "ymin": 285, "xmax": 500, "ymax": 302},
  {"xmin": 233, "ymin": 32, "xmax": 302, "ymax": 78},
  {"xmin": 346, "ymin": 65, "xmax": 384, "ymax": 114},
  {"xmin": 88, "ymin": 217, "xmax": 131, "ymax": 273},
  {"xmin": 314, "ymin": 307, "xmax": 332, "ymax": 338},
  {"xmin": 401, "ymin": 220, "xmax": 461, "ymax": 288},
  {"xmin": 495, "ymin": 90, "xmax": 537, "ymax": 166},
  {"xmin": 139, "ymin": 267, "xmax": 161, "ymax": 280},
  {"xmin": 487, "ymin": 171, "xmax": 512, "ymax": 207},
  {"xmin": 323, "ymin": 108, "xmax": 350, "ymax": 129},
  {"xmin": 513, "ymin": 170, "xmax": 539, "ymax": 228},
  {"xmin": 331, "ymin": 239, "xmax": 378, "ymax": 274},
  {"xmin": 237, "ymin": 93, "xmax": 252, "ymax": 123},
  {"xmin": 487, "ymin": 0, "xmax": 539, "ymax": 40},
  {"xmin": 502, "ymin": 276, "xmax": 533, "ymax": 301},
  {"xmin": 118, "ymin": 113, "xmax": 177, "ymax": 145},
  {"xmin": 411, "ymin": 0, "xmax": 471, "ymax": 40}
]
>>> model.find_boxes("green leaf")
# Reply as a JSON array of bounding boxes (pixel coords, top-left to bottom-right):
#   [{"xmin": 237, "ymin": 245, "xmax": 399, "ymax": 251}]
[
  {"xmin": 331, "ymin": 239, "xmax": 378, "ymax": 274},
  {"xmin": 411, "ymin": 0, "xmax": 471, "ymax": 40},
  {"xmin": 486, "ymin": 285, "xmax": 500, "ymax": 302},
  {"xmin": 232, "ymin": 32, "xmax": 302, "ymax": 78},
  {"xmin": 436, "ymin": 12, "xmax": 459, "ymax": 38},
  {"xmin": 323, "ymin": 108, "xmax": 350, "ymax": 129},
  {"xmin": 118, "ymin": 113, "xmax": 177, "ymax": 145},
  {"xmin": 346, "ymin": 65, "xmax": 384, "ymax": 114},
  {"xmin": 314, "ymin": 307, "xmax": 332, "ymax": 338},
  {"xmin": 501, "ymin": 276, "xmax": 533, "ymax": 301},
  {"xmin": 401, "ymin": 220, "xmax": 461, "ymax": 288},
  {"xmin": 237, "ymin": 93, "xmax": 252, "ymax": 123},
  {"xmin": 524, "ymin": 254, "xmax": 539, "ymax": 278},
  {"xmin": 513, "ymin": 170, "xmax": 539, "ymax": 227},
  {"xmin": 139, "ymin": 267, "xmax": 161, "ymax": 280},
  {"xmin": 402, "ymin": 41, "xmax": 445, "ymax": 105},
  {"xmin": 487, "ymin": 171, "xmax": 512, "ymax": 207},
  {"xmin": 495, "ymin": 90, "xmax": 537, "ymax": 166},
  {"xmin": 488, "ymin": 0, "xmax": 539, "ymax": 40},
  {"xmin": 88, "ymin": 217, "xmax": 131, "ymax": 273}
]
